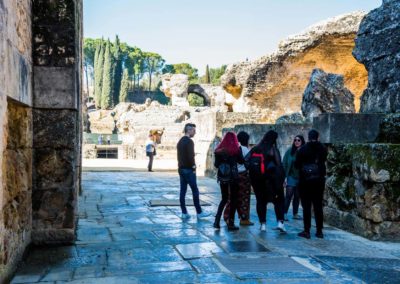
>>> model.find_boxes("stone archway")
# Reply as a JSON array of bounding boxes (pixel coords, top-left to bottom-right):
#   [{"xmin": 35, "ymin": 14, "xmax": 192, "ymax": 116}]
[{"xmin": 187, "ymin": 84, "xmax": 211, "ymax": 106}]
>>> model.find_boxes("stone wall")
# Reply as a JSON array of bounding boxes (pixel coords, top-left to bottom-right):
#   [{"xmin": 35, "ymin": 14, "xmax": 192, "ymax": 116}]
[
  {"xmin": 325, "ymin": 144, "xmax": 400, "ymax": 241},
  {"xmin": 31, "ymin": 0, "xmax": 83, "ymax": 244},
  {"xmin": 0, "ymin": 0, "xmax": 33, "ymax": 282}
]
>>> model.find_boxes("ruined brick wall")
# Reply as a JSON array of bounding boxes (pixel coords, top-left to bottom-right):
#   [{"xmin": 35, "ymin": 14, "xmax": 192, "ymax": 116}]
[
  {"xmin": 0, "ymin": 0, "xmax": 33, "ymax": 282},
  {"xmin": 31, "ymin": 0, "xmax": 82, "ymax": 244}
]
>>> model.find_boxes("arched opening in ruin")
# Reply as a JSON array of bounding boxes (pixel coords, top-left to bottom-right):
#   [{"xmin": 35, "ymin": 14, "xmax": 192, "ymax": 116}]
[{"xmin": 187, "ymin": 84, "xmax": 211, "ymax": 106}]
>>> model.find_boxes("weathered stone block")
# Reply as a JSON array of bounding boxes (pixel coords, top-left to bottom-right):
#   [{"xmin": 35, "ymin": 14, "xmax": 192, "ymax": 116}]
[
  {"xmin": 33, "ymin": 109, "xmax": 77, "ymax": 149},
  {"xmin": 6, "ymin": 104, "xmax": 32, "ymax": 150},
  {"xmin": 3, "ymin": 41, "xmax": 32, "ymax": 106},
  {"xmin": 313, "ymin": 113, "xmax": 384, "ymax": 143},
  {"xmin": 33, "ymin": 67, "xmax": 77, "ymax": 109},
  {"xmin": 32, "ymin": 0, "xmax": 76, "ymax": 67},
  {"xmin": 302, "ymin": 69, "xmax": 355, "ymax": 121},
  {"xmin": 32, "ymin": 187, "xmax": 75, "ymax": 229},
  {"xmin": 33, "ymin": 148, "xmax": 75, "ymax": 190},
  {"xmin": 325, "ymin": 144, "xmax": 400, "ymax": 241},
  {"xmin": 376, "ymin": 113, "xmax": 400, "ymax": 144}
]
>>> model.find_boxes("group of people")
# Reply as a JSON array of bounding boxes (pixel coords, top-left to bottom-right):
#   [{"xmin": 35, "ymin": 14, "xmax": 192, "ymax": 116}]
[{"xmin": 177, "ymin": 122, "xmax": 327, "ymax": 239}]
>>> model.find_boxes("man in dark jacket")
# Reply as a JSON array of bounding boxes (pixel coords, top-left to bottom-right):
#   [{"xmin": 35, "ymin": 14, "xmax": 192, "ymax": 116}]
[
  {"xmin": 295, "ymin": 129, "xmax": 328, "ymax": 239},
  {"xmin": 177, "ymin": 123, "xmax": 209, "ymax": 220}
]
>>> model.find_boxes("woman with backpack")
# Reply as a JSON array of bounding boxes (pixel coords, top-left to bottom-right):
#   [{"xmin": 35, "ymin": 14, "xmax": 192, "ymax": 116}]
[
  {"xmin": 246, "ymin": 130, "xmax": 286, "ymax": 232},
  {"xmin": 213, "ymin": 131, "xmax": 244, "ymax": 231},
  {"xmin": 222, "ymin": 131, "xmax": 254, "ymax": 226},
  {"xmin": 282, "ymin": 135, "xmax": 305, "ymax": 221}
]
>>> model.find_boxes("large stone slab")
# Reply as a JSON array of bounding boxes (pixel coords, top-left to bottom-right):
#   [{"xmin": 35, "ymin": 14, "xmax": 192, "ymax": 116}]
[
  {"xmin": 33, "ymin": 67, "xmax": 77, "ymax": 109},
  {"xmin": 33, "ymin": 109, "xmax": 77, "ymax": 149},
  {"xmin": 313, "ymin": 113, "xmax": 384, "ymax": 143}
]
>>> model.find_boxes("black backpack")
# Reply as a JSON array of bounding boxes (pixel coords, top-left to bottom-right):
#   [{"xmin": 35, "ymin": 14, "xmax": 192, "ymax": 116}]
[
  {"xmin": 302, "ymin": 157, "xmax": 320, "ymax": 181},
  {"xmin": 218, "ymin": 163, "xmax": 232, "ymax": 183}
]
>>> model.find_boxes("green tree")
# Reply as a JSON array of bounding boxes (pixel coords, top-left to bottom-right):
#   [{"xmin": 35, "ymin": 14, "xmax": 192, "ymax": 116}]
[
  {"xmin": 209, "ymin": 65, "xmax": 227, "ymax": 85},
  {"xmin": 94, "ymin": 39, "xmax": 105, "ymax": 108},
  {"xmin": 119, "ymin": 68, "xmax": 130, "ymax": 103},
  {"xmin": 205, "ymin": 64, "xmax": 211, "ymax": 84},
  {"xmin": 101, "ymin": 40, "xmax": 114, "ymax": 109},
  {"xmin": 200, "ymin": 64, "xmax": 227, "ymax": 85},
  {"xmin": 143, "ymin": 52, "xmax": 165, "ymax": 91},
  {"xmin": 112, "ymin": 35, "xmax": 123, "ymax": 106},
  {"xmin": 83, "ymin": 38, "xmax": 98, "ymax": 96},
  {"xmin": 162, "ymin": 63, "xmax": 199, "ymax": 83},
  {"xmin": 187, "ymin": 93, "xmax": 205, "ymax": 106}
]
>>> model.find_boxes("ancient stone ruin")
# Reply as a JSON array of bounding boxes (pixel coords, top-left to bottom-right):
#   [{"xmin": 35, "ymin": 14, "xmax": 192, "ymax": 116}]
[
  {"xmin": 353, "ymin": 0, "xmax": 400, "ymax": 113},
  {"xmin": 301, "ymin": 69, "xmax": 355, "ymax": 121},
  {"xmin": 220, "ymin": 12, "xmax": 368, "ymax": 121},
  {"xmin": 1, "ymin": 0, "xmax": 399, "ymax": 282}
]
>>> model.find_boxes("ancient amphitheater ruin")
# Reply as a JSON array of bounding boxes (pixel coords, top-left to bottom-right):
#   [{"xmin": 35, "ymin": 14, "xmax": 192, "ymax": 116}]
[{"xmin": 0, "ymin": 0, "xmax": 399, "ymax": 282}]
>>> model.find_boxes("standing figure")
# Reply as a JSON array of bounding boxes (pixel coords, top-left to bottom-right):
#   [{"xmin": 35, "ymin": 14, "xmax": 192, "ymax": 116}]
[
  {"xmin": 247, "ymin": 130, "xmax": 286, "ymax": 232},
  {"xmin": 107, "ymin": 135, "xmax": 111, "ymax": 145},
  {"xmin": 222, "ymin": 131, "xmax": 254, "ymax": 226},
  {"xmin": 213, "ymin": 132, "xmax": 244, "ymax": 231},
  {"xmin": 282, "ymin": 135, "xmax": 305, "ymax": 221},
  {"xmin": 177, "ymin": 123, "xmax": 209, "ymax": 219},
  {"xmin": 146, "ymin": 133, "xmax": 156, "ymax": 172},
  {"xmin": 295, "ymin": 129, "xmax": 328, "ymax": 239}
]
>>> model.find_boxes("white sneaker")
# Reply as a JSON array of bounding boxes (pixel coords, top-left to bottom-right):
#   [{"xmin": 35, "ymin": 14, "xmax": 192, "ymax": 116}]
[
  {"xmin": 277, "ymin": 221, "xmax": 286, "ymax": 233},
  {"xmin": 197, "ymin": 211, "xmax": 210, "ymax": 219},
  {"xmin": 181, "ymin": 213, "xmax": 191, "ymax": 219},
  {"xmin": 260, "ymin": 223, "xmax": 266, "ymax": 231}
]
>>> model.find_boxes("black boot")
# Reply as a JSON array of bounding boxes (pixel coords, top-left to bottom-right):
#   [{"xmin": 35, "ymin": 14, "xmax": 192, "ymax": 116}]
[
  {"xmin": 213, "ymin": 214, "xmax": 221, "ymax": 229},
  {"xmin": 227, "ymin": 220, "xmax": 239, "ymax": 231}
]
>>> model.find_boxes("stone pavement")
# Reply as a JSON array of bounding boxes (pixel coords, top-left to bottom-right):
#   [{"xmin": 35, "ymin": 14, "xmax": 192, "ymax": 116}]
[{"xmin": 11, "ymin": 172, "xmax": 400, "ymax": 284}]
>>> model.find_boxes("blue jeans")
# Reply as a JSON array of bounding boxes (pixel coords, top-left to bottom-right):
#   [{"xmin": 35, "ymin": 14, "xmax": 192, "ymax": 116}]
[{"xmin": 179, "ymin": 168, "xmax": 202, "ymax": 214}]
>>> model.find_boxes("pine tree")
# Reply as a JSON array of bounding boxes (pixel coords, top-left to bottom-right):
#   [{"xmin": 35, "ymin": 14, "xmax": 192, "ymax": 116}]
[
  {"xmin": 112, "ymin": 35, "xmax": 123, "ymax": 106},
  {"xmin": 101, "ymin": 40, "xmax": 114, "ymax": 109},
  {"xmin": 119, "ymin": 68, "xmax": 130, "ymax": 103},
  {"xmin": 205, "ymin": 64, "xmax": 211, "ymax": 84},
  {"xmin": 94, "ymin": 39, "xmax": 104, "ymax": 109}
]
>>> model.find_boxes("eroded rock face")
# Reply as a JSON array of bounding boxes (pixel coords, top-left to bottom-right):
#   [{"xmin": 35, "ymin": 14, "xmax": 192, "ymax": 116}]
[
  {"xmin": 160, "ymin": 74, "xmax": 190, "ymax": 106},
  {"xmin": 353, "ymin": 0, "xmax": 400, "ymax": 113},
  {"xmin": 301, "ymin": 69, "xmax": 355, "ymax": 121},
  {"xmin": 221, "ymin": 12, "xmax": 368, "ymax": 121},
  {"xmin": 325, "ymin": 144, "xmax": 400, "ymax": 241}
]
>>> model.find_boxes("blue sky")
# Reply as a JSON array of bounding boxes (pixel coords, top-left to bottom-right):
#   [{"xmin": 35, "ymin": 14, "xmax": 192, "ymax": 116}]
[{"xmin": 84, "ymin": 0, "xmax": 381, "ymax": 74}]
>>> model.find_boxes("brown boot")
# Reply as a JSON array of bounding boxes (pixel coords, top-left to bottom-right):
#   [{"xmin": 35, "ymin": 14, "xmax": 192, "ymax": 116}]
[{"xmin": 240, "ymin": 219, "xmax": 254, "ymax": 226}]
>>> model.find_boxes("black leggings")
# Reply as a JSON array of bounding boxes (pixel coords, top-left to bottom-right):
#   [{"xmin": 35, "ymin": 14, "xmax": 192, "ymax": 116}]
[
  {"xmin": 216, "ymin": 181, "xmax": 239, "ymax": 222},
  {"xmin": 251, "ymin": 176, "xmax": 284, "ymax": 223}
]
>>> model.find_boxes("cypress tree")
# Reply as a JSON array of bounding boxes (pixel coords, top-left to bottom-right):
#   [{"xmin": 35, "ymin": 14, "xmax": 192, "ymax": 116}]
[
  {"xmin": 205, "ymin": 64, "xmax": 211, "ymax": 84},
  {"xmin": 101, "ymin": 40, "xmax": 114, "ymax": 109},
  {"xmin": 113, "ymin": 35, "xmax": 123, "ymax": 106},
  {"xmin": 94, "ymin": 39, "xmax": 105, "ymax": 109},
  {"xmin": 119, "ymin": 68, "xmax": 130, "ymax": 103}
]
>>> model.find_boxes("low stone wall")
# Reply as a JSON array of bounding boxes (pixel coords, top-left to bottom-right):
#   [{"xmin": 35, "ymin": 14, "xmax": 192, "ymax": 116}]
[
  {"xmin": 325, "ymin": 144, "xmax": 400, "ymax": 241},
  {"xmin": 224, "ymin": 123, "xmax": 313, "ymax": 156}
]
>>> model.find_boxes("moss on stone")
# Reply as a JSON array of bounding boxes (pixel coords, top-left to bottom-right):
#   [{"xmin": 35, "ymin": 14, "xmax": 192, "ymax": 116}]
[{"xmin": 376, "ymin": 113, "xmax": 400, "ymax": 144}]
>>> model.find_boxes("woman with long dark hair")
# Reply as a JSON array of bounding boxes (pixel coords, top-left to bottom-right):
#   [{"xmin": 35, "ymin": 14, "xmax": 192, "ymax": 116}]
[
  {"xmin": 213, "ymin": 131, "xmax": 244, "ymax": 231},
  {"xmin": 248, "ymin": 130, "xmax": 286, "ymax": 232},
  {"xmin": 282, "ymin": 135, "xmax": 305, "ymax": 220}
]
